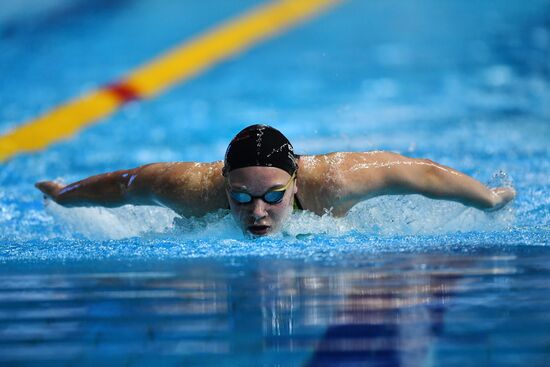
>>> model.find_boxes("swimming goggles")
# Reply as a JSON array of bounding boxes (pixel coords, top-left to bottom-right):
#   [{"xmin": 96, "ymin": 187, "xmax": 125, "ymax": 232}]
[{"xmin": 227, "ymin": 172, "xmax": 296, "ymax": 205}]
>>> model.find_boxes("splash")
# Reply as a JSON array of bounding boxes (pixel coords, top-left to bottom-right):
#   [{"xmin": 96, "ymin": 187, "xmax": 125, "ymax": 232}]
[
  {"xmin": 283, "ymin": 195, "xmax": 514, "ymax": 237},
  {"xmin": 45, "ymin": 193, "xmax": 514, "ymax": 241},
  {"xmin": 45, "ymin": 201, "xmax": 177, "ymax": 240}
]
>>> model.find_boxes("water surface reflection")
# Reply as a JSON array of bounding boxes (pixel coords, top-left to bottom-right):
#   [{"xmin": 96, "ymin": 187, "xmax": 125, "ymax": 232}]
[{"xmin": 1, "ymin": 252, "xmax": 548, "ymax": 366}]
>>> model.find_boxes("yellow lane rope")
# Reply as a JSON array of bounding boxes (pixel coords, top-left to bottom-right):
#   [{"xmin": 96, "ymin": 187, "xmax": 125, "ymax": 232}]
[{"xmin": 0, "ymin": 0, "xmax": 341, "ymax": 163}]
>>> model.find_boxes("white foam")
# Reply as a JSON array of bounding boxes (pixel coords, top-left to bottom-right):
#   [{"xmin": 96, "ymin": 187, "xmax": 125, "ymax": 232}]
[
  {"xmin": 45, "ymin": 201, "xmax": 177, "ymax": 240},
  {"xmin": 283, "ymin": 195, "xmax": 513, "ymax": 237},
  {"xmin": 45, "ymin": 194, "xmax": 515, "ymax": 241}
]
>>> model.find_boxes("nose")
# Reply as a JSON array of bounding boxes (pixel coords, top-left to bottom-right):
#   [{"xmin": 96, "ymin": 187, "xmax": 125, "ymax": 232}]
[{"xmin": 250, "ymin": 198, "xmax": 267, "ymax": 221}]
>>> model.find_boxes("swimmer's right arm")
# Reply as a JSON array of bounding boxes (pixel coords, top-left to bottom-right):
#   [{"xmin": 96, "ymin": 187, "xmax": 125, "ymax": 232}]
[
  {"xmin": 35, "ymin": 163, "xmax": 169, "ymax": 208},
  {"xmin": 35, "ymin": 161, "xmax": 227, "ymax": 216}
]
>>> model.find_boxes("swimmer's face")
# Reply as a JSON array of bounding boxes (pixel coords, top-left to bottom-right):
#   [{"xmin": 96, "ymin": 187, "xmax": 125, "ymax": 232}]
[{"xmin": 225, "ymin": 166, "xmax": 297, "ymax": 237}]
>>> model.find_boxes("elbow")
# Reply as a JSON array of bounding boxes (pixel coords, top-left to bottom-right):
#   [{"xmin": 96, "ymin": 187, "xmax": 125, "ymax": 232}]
[
  {"xmin": 421, "ymin": 160, "xmax": 444, "ymax": 189},
  {"xmin": 394, "ymin": 158, "xmax": 444, "ymax": 195},
  {"xmin": 413, "ymin": 158, "xmax": 453, "ymax": 191}
]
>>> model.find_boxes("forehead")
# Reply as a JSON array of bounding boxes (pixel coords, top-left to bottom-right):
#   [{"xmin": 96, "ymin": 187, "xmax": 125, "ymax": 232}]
[{"xmin": 228, "ymin": 166, "xmax": 291, "ymax": 190}]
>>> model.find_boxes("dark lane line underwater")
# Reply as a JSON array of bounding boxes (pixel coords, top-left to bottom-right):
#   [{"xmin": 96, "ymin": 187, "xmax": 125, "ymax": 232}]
[{"xmin": 1, "ymin": 0, "xmax": 549, "ymax": 366}]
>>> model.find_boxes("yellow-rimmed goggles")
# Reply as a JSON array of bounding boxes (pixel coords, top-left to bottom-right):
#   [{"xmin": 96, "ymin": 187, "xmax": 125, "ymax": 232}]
[{"xmin": 227, "ymin": 172, "xmax": 296, "ymax": 205}]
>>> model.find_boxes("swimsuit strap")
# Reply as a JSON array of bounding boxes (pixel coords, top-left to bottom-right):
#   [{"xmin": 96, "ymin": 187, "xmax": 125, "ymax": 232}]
[{"xmin": 294, "ymin": 194, "xmax": 304, "ymax": 211}]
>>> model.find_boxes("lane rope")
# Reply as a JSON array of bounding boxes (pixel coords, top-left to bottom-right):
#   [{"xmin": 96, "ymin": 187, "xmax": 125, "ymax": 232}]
[{"xmin": 0, "ymin": 0, "xmax": 341, "ymax": 163}]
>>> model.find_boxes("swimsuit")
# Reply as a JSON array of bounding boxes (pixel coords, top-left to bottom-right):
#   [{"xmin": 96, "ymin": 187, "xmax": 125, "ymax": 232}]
[{"xmin": 294, "ymin": 195, "xmax": 304, "ymax": 211}]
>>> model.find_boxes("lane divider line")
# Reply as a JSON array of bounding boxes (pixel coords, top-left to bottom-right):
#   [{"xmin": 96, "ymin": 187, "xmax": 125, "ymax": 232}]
[
  {"xmin": 0, "ymin": 0, "xmax": 341, "ymax": 163},
  {"xmin": 106, "ymin": 82, "xmax": 140, "ymax": 103}
]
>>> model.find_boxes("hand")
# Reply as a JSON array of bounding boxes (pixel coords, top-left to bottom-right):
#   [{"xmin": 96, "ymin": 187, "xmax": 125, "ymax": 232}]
[
  {"xmin": 488, "ymin": 187, "xmax": 516, "ymax": 211},
  {"xmin": 35, "ymin": 181, "xmax": 64, "ymax": 201}
]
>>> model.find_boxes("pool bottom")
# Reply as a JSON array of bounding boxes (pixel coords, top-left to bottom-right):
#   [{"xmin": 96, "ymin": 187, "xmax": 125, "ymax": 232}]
[{"xmin": 1, "ymin": 246, "xmax": 549, "ymax": 367}]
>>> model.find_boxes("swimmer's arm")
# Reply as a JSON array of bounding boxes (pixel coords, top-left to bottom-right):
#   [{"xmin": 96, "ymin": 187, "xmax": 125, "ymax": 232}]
[
  {"xmin": 35, "ymin": 162, "xmax": 226, "ymax": 216},
  {"xmin": 35, "ymin": 163, "xmax": 170, "ymax": 208},
  {"xmin": 339, "ymin": 152, "xmax": 515, "ymax": 211}
]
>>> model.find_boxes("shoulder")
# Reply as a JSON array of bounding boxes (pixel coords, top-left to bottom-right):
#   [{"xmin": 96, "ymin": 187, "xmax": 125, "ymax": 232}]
[
  {"xmin": 138, "ymin": 161, "xmax": 222, "ymax": 176},
  {"xmin": 298, "ymin": 151, "xmax": 403, "ymax": 177},
  {"xmin": 295, "ymin": 153, "xmax": 353, "ymax": 215},
  {"xmin": 136, "ymin": 161, "xmax": 226, "ymax": 216},
  {"xmin": 138, "ymin": 161, "xmax": 224, "ymax": 185},
  {"xmin": 295, "ymin": 152, "xmax": 405, "ymax": 215}
]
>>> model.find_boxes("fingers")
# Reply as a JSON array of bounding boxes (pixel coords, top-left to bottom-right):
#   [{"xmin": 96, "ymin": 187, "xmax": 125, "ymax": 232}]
[
  {"xmin": 487, "ymin": 187, "xmax": 516, "ymax": 211},
  {"xmin": 493, "ymin": 187, "xmax": 516, "ymax": 203},
  {"xmin": 35, "ymin": 181, "xmax": 63, "ymax": 199}
]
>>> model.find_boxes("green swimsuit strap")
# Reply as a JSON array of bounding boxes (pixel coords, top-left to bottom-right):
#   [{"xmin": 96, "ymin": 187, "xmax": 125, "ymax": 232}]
[{"xmin": 293, "ymin": 195, "xmax": 304, "ymax": 211}]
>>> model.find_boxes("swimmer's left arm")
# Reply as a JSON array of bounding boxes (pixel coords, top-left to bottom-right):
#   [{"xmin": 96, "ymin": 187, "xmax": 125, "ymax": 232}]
[{"xmin": 337, "ymin": 152, "xmax": 515, "ymax": 212}]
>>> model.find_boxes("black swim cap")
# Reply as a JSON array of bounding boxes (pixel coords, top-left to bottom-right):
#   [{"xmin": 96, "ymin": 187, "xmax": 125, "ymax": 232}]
[{"xmin": 223, "ymin": 124, "xmax": 299, "ymax": 176}]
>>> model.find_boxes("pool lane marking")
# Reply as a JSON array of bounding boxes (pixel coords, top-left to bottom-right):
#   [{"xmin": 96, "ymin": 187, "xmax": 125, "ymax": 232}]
[
  {"xmin": 106, "ymin": 82, "xmax": 140, "ymax": 103},
  {"xmin": 0, "ymin": 0, "xmax": 342, "ymax": 163},
  {"xmin": 123, "ymin": 0, "xmax": 341, "ymax": 98}
]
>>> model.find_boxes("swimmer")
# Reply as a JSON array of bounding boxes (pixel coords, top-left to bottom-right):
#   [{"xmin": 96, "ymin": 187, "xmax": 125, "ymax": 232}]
[{"xmin": 36, "ymin": 124, "xmax": 516, "ymax": 236}]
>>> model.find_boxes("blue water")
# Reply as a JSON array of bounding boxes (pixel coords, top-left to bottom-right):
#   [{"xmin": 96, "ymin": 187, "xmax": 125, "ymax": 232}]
[{"xmin": 1, "ymin": 0, "xmax": 549, "ymax": 366}]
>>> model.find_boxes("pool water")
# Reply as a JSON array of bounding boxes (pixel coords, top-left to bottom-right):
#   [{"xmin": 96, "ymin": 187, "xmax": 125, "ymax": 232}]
[{"xmin": 1, "ymin": 0, "xmax": 549, "ymax": 366}]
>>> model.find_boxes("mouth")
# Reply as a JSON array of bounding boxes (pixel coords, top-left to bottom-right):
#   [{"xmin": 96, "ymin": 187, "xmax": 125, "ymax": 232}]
[{"xmin": 247, "ymin": 225, "xmax": 271, "ymax": 236}]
